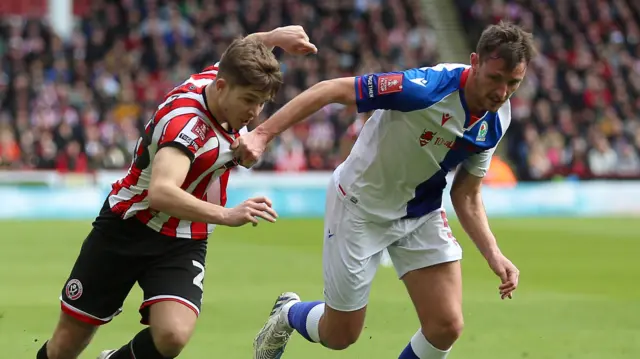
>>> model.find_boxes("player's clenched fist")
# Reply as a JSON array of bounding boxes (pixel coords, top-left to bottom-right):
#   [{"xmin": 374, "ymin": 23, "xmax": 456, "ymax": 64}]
[
  {"xmin": 222, "ymin": 196, "xmax": 278, "ymax": 227},
  {"xmin": 270, "ymin": 25, "xmax": 317, "ymax": 55},
  {"xmin": 231, "ymin": 131, "xmax": 269, "ymax": 168}
]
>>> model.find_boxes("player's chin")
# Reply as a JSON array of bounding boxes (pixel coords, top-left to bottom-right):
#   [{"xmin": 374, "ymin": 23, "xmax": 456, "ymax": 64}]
[
  {"xmin": 486, "ymin": 101, "xmax": 504, "ymax": 112},
  {"xmin": 234, "ymin": 120, "xmax": 251, "ymax": 130}
]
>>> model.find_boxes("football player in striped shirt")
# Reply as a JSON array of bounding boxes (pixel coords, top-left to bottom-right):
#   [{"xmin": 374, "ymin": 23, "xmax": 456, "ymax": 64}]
[
  {"xmin": 236, "ymin": 22, "xmax": 536, "ymax": 359},
  {"xmin": 36, "ymin": 26, "xmax": 316, "ymax": 359}
]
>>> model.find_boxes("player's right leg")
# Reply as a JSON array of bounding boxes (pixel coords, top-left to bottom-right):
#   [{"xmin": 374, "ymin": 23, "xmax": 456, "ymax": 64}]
[
  {"xmin": 253, "ymin": 184, "xmax": 384, "ymax": 358},
  {"xmin": 37, "ymin": 227, "xmax": 138, "ymax": 359},
  {"xmin": 37, "ymin": 312, "xmax": 97, "ymax": 359}
]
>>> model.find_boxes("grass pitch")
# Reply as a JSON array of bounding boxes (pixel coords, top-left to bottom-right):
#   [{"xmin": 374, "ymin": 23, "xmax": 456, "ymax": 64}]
[{"xmin": 1, "ymin": 218, "xmax": 639, "ymax": 358}]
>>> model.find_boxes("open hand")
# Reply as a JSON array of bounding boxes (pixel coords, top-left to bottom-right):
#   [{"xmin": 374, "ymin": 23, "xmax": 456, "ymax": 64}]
[
  {"xmin": 222, "ymin": 196, "xmax": 278, "ymax": 227},
  {"xmin": 487, "ymin": 253, "xmax": 520, "ymax": 299}
]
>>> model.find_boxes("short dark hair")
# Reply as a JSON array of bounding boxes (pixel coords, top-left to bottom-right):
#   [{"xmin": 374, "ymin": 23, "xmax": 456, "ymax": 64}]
[
  {"xmin": 217, "ymin": 37, "xmax": 283, "ymax": 100},
  {"xmin": 476, "ymin": 21, "xmax": 537, "ymax": 70}
]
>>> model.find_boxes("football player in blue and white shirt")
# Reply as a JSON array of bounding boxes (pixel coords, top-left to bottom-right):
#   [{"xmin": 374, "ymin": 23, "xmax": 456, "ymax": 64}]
[{"xmin": 237, "ymin": 22, "xmax": 537, "ymax": 359}]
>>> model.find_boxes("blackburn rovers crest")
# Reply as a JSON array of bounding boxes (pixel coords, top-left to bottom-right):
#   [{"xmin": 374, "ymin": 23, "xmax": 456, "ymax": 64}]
[{"xmin": 476, "ymin": 121, "xmax": 488, "ymax": 142}]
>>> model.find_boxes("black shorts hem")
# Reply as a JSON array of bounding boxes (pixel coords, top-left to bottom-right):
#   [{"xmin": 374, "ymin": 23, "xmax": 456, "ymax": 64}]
[
  {"xmin": 60, "ymin": 297, "xmax": 122, "ymax": 326},
  {"xmin": 138, "ymin": 295, "xmax": 201, "ymax": 325}
]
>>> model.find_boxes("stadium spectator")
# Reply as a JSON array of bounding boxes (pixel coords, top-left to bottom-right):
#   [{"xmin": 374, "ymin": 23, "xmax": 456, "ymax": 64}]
[
  {"xmin": 0, "ymin": 0, "xmax": 438, "ymax": 173},
  {"xmin": 456, "ymin": 0, "xmax": 640, "ymax": 180}
]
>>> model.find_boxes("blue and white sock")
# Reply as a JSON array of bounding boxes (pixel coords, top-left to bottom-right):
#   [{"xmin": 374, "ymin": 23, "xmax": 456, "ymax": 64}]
[
  {"xmin": 398, "ymin": 329, "xmax": 451, "ymax": 359},
  {"xmin": 283, "ymin": 301, "xmax": 324, "ymax": 343}
]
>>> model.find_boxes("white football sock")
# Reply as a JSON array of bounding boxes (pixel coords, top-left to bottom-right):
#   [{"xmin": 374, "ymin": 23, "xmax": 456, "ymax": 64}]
[
  {"xmin": 305, "ymin": 303, "xmax": 324, "ymax": 343},
  {"xmin": 409, "ymin": 329, "xmax": 451, "ymax": 359}
]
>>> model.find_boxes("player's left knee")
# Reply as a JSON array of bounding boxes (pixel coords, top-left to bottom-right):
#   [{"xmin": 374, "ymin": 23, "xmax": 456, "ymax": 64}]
[
  {"xmin": 150, "ymin": 323, "xmax": 194, "ymax": 357},
  {"xmin": 441, "ymin": 317, "xmax": 464, "ymax": 341},
  {"xmin": 423, "ymin": 316, "xmax": 464, "ymax": 349},
  {"xmin": 148, "ymin": 300, "xmax": 198, "ymax": 357}
]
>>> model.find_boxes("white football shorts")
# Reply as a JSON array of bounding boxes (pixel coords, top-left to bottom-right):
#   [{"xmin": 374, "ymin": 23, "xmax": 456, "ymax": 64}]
[{"xmin": 322, "ymin": 182, "xmax": 463, "ymax": 312}]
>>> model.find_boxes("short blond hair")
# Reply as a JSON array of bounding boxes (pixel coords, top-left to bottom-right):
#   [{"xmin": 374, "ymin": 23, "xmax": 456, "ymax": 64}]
[{"xmin": 217, "ymin": 37, "xmax": 283, "ymax": 100}]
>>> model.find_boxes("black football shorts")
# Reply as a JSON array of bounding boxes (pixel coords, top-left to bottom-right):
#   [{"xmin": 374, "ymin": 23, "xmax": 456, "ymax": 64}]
[{"xmin": 59, "ymin": 204, "xmax": 208, "ymax": 326}]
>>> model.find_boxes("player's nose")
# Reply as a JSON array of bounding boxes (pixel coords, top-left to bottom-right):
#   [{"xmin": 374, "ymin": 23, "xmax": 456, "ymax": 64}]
[
  {"xmin": 495, "ymin": 83, "xmax": 508, "ymax": 99},
  {"xmin": 248, "ymin": 106, "xmax": 260, "ymax": 118}
]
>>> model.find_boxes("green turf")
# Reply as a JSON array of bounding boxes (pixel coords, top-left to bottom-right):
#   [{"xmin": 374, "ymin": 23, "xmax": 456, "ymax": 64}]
[{"xmin": 1, "ymin": 218, "xmax": 639, "ymax": 358}]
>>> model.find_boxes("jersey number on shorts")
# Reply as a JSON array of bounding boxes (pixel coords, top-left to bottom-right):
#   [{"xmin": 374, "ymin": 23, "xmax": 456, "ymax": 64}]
[
  {"xmin": 441, "ymin": 211, "xmax": 450, "ymax": 228},
  {"xmin": 192, "ymin": 260, "xmax": 205, "ymax": 291}
]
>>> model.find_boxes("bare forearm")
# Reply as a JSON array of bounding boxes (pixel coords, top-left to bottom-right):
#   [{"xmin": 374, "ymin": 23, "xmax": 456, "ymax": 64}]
[
  {"xmin": 148, "ymin": 184, "xmax": 227, "ymax": 224},
  {"xmin": 452, "ymin": 192, "xmax": 501, "ymax": 259},
  {"xmin": 245, "ymin": 31, "xmax": 275, "ymax": 50},
  {"xmin": 256, "ymin": 80, "xmax": 353, "ymax": 141}
]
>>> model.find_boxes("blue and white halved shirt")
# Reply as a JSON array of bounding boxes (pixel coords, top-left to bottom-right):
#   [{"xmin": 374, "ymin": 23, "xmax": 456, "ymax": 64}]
[{"xmin": 333, "ymin": 63, "xmax": 511, "ymax": 221}]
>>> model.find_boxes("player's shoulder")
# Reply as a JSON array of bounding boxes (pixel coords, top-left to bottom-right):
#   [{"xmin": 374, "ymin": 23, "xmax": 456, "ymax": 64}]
[
  {"xmin": 152, "ymin": 91, "xmax": 211, "ymax": 129},
  {"xmin": 395, "ymin": 63, "xmax": 468, "ymax": 105},
  {"xmin": 157, "ymin": 89, "xmax": 206, "ymax": 113},
  {"xmin": 194, "ymin": 62, "xmax": 220, "ymax": 80},
  {"xmin": 161, "ymin": 64, "xmax": 221, "ymax": 108},
  {"xmin": 166, "ymin": 63, "xmax": 220, "ymax": 97},
  {"xmin": 399, "ymin": 63, "xmax": 467, "ymax": 82},
  {"xmin": 418, "ymin": 63, "xmax": 469, "ymax": 88},
  {"xmin": 201, "ymin": 62, "xmax": 220, "ymax": 73}
]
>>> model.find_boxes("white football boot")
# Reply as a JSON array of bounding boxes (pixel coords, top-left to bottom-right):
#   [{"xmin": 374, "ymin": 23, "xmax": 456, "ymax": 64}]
[{"xmin": 253, "ymin": 292, "xmax": 301, "ymax": 359}]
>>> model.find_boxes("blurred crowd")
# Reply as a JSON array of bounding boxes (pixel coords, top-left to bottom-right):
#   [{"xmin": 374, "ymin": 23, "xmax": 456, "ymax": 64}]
[
  {"xmin": 5, "ymin": 0, "xmax": 637, "ymax": 181},
  {"xmin": 0, "ymin": 0, "xmax": 438, "ymax": 172},
  {"xmin": 456, "ymin": 0, "xmax": 640, "ymax": 180}
]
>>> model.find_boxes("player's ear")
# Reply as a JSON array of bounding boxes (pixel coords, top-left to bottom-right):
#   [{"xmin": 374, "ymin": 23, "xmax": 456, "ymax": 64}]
[
  {"xmin": 215, "ymin": 78, "xmax": 227, "ymax": 91},
  {"xmin": 470, "ymin": 53, "xmax": 479, "ymax": 70}
]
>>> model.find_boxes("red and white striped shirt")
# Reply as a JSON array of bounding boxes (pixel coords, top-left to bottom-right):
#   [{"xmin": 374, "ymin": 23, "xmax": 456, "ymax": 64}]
[{"xmin": 107, "ymin": 63, "xmax": 240, "ymax": 240}]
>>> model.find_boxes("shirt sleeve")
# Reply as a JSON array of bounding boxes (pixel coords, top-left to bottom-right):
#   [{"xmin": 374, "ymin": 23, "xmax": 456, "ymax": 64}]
[
  {"xmin": 353, "ymin": 65, "xmax": 462, "ymax": 114},
  {"xmin": 354, "ymin": 68, "xmax": 432, "ymax": 113},
  {"xmin": 463, "ymin": 101, "xmax": 512, "ymax": 177},
  {"xmin": 156, "ymin": 115, "xmax": 212, "ymax": 162},
  {"xmin": 462, "ymin": 147, "xmax": 497, "ymax": 178}
]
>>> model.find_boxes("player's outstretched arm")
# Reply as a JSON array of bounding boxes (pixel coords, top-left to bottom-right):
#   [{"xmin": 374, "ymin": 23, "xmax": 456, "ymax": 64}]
[
  {"xmin": 148, "ymin": 146, "xmax": 277, "ymax": 226},
  {"xmin": 231, "ymin": 77, "xmax": 355, "ymax": 166},
  {"xmin": 233, "ymin": 68, "xmax": 430, "ymax": 167},
  {"xmin": 258, "ymin": 77, "xmax": 355, "ymax": 141},
  {"xmin": 451, "ymin": 167, "xmax": 520, "ymax": 299}
]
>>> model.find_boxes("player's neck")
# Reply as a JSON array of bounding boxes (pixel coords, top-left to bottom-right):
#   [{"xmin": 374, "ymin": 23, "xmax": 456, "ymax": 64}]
[
  {"xmin": 462, "ymin": 72, "xmax": 485, "ymax": 116},
  {"xmin": 204, "ymin": 83, "xmax": 231, "ymax": 131}
]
